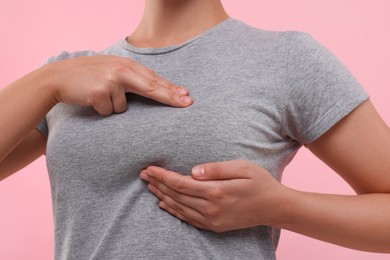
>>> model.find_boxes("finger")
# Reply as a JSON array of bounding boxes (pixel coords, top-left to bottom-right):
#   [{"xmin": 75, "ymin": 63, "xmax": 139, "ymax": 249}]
[
  {"xmin": 140, "ymin": 170, "xmax": 149, "ymax": 181},
  {"xmin": 90, "ymin": 93, "xmax": 114, "ymax": 116},
  {"xmin": 192, "ymin": 160, "xmax": 254, "ymax": 180},
  {"xmin": 139, "ymin": 68, "xmax": 188, "ymax": 95},
  {"xmin": 159, "ymin": 201, "xmax": 208, "ymax": 230},
  {"xmin": 147, "ymin": 183, "xmax": 209, "ymax": 228},
  {"xmin": 145, "ymin": 166, "xmax": 211, "ymax": 198},
  {"xmin": 110, "ymin": 85, "xmax": 127, "ymax": 113},
  {"xmin": 121, "ymin": 68, "xmax": 193, "ymax": 108},
  {"xmin": 147, "ymin": 177, "xmax": 207, "ymax": 210},
  {"xmin": 120, "ymin": 58, "xmax": 189, "ymax": 96},
  {"xmin": 160, "ymin": 77, "xmax": 189, "ymax": 96}
]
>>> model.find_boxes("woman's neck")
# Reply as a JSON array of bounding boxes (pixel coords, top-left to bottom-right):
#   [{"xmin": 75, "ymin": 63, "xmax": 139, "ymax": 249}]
[{"xmin": 127, "ymin": 0, "xmax": 229, "ymax": 48}]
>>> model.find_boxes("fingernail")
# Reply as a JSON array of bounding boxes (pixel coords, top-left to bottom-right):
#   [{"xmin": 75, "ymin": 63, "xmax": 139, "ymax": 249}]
[
  {"xmin": 192, "ymin": 165, "xmax": 204, "ymax": 177},
  {"xmin": 180, "ymin": 96, "xmax": 192, "ymax": 105}
]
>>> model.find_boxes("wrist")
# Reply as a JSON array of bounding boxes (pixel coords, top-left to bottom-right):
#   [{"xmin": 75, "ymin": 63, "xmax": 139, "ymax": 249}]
[
  {"xmin": 35, "ymin": 63, "xmax": 61, "ymax": 106},
  {"xmin": 265, "ymin": 185, "xmax": 299, "ymax": 228}
]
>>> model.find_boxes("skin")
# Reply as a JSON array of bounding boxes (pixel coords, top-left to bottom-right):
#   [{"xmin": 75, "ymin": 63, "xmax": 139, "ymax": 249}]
[
  {"xmin": 0, "ymin": 0, "xmax": 228, "ymax": 180},
  {"xmin": 138, "ymin": 0, "xmax": 390, "ymax": 254},
  {"xmin": 1, "ymin": 0, "xmax": 389, "ymax": 254},
  {"xmin": 128, "ymin": 0, "xmax": 229, "ymax": 48},
  {"xmin": 0, "ymin": 55, "xmax": 193, "ymax": 180},
  {"xmin": 140, "ymin": 100, "xmax": 390, "ymax": 253},
  {"xmin": 0, "ymin": 0, "xmax": 227, "ymax": 180}
]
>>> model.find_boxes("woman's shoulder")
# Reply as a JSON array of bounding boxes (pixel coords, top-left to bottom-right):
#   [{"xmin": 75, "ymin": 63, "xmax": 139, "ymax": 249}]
[{"xmin": 226, "ymin": 18, "xmax": 318, "ymax": 52}]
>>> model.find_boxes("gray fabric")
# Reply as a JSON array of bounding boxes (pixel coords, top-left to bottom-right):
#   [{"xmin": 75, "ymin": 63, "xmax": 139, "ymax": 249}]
[{"xmin": 36, "ymin": 18, "xmax": 368, "ymax": 260}]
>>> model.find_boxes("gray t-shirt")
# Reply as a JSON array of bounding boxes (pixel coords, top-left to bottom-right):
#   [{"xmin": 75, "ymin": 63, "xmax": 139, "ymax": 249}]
[{"xmin": 36, "ymin": 18, "xmax": 368, "ymax": 260}]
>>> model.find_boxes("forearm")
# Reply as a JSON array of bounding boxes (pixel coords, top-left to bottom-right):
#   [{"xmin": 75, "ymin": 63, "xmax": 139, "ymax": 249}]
[
  {"xmin": 277, "ymin": 188, "xmax": 390, "ymax": 253},
  {"xmin": 0, "ymin": 65, "xmax": 56, "ymax": 162}
]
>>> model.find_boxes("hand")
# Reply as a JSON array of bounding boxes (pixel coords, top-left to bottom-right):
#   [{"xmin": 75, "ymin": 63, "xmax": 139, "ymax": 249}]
[
  {"xmin": 45, "ymin": 55, "xmax": 192, "ymax": 115},
  {"xmin": 140, "ymin": 160, "xmax": 289, "ymax": 233}
]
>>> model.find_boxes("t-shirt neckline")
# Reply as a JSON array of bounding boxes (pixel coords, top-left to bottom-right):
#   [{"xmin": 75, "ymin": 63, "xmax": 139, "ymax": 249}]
[{"xmin": 120, "ymin": 18, "xmax": 234, "ymax": 55}]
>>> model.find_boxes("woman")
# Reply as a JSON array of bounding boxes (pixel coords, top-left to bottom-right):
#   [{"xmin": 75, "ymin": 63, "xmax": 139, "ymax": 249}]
[{"xmin": 1, "ymin": 0, "xmax": 389, "ymax": 259}]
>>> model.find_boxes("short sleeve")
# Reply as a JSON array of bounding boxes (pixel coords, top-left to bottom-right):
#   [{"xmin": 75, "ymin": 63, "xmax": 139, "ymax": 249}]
[
  {"xmin": 36, "ymin": 117, "xmax": 49, "ymax": 137},
  {"xmin": 281, "ymin": 32, "xmax": 369, "ymax": 144},
  {"xmin": 34, "ymin": 50, "xmax": 97, "ymax": 138}
]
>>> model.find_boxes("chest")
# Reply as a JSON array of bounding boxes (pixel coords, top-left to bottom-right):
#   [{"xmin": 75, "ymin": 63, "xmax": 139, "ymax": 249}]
[{"xmin": 45, "ymin": 57, "xmax": 293, "ymax": 191}]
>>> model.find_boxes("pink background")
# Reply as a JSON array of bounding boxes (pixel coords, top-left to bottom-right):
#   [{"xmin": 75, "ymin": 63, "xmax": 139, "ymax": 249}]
[{"xmin": 1, "ymin": 0, "xmax": 389, "ymax": 259}]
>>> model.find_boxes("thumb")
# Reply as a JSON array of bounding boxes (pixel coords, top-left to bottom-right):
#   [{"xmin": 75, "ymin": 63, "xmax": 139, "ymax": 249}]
[{"xmin": 191, "ymin": 160, "xmax": 253, "ymax": 181}]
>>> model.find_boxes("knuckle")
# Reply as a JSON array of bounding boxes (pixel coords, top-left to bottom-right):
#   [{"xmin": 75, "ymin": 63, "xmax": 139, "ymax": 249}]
[
  {"xmin": 107, "ymin": 65, "xmax": 123, "ymax": 83},
  {"xmin": 147, "ymin": 78, "xmax": 159, "ymax": 92},
  {"xmin": 146, "ymin": 174, "xmax": 156, "ymax": 185},
  {"xmin": 172, "ymin": 202, "xmax": 184, "ymax": 214},
  {"xmin": 205, "ymin": 206, "xmax": 220, "ymax": 217},
  {"xmin": 155, "ymin": 172, "xmax": 164, "ymax": 183},
  {"xmin": 174, "ymin": 179, "xmax": 185, "ymax": 192},
  {"xmin": 168, "ymin": 82, "xmax": 179, "ymax": 92},
  {"xmin": 109, "ymin": 63, "xmax": 133, "ymax": 85},
  {"xmin": 209, "ymin": 187, "xmax": 223, "ymax": 200},
  {"xmin": 92, "ymin": 87, "xmax": 110, "ymax": 100},
  {"xmin": 158, "ymin": 192, "xmax": 167, "ymax": 201},
  {"xmin": 170, "ymin": 190, "xmax": 180, "ymax": 202},
  {"xmin": 168, "ymin": 91, "xmax": 177, "ymax": 103},
  {"xmin": 111, "ymin": 62, "xmax": 127, "ymax": 74},
  {"xmin": 149, "ymin": 69, "xmax": 158, "ymax": 80},
  {"xmin": 209, "ymin": 220, "xmax": 222, "ymax": 233},
  {"xmin": 167, "ymin": 82, "xmax": 174, "ymax": 90},
  {"xmin": 145, "ymin": 70, "xmax": 159, "ymax": 92}
]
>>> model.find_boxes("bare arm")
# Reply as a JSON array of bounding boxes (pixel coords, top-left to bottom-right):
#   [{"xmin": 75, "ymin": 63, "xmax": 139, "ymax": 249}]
[
  {"xmin": 0, "ymin": 66, "xmax": 55, "ymax": 164},
  {"xmin": 285, "ymin": 99, "xmax": 390, "ymax": 252},
  {"xmin": 141, "ymin": 99, "xmax": 390, "ymax": 253},
  {"xmin": 0, "ymin": 55, "xmax": 192, "ymax": 181},
  {"xmin": 0, "ymin": 129, "xmax": 46, "ymax": 182}
]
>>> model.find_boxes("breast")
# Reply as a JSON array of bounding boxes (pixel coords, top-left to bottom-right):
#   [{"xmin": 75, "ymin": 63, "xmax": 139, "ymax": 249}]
[{"xmin": 46, "ymin": 82, "xmax": 291, "ymax": 196}]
